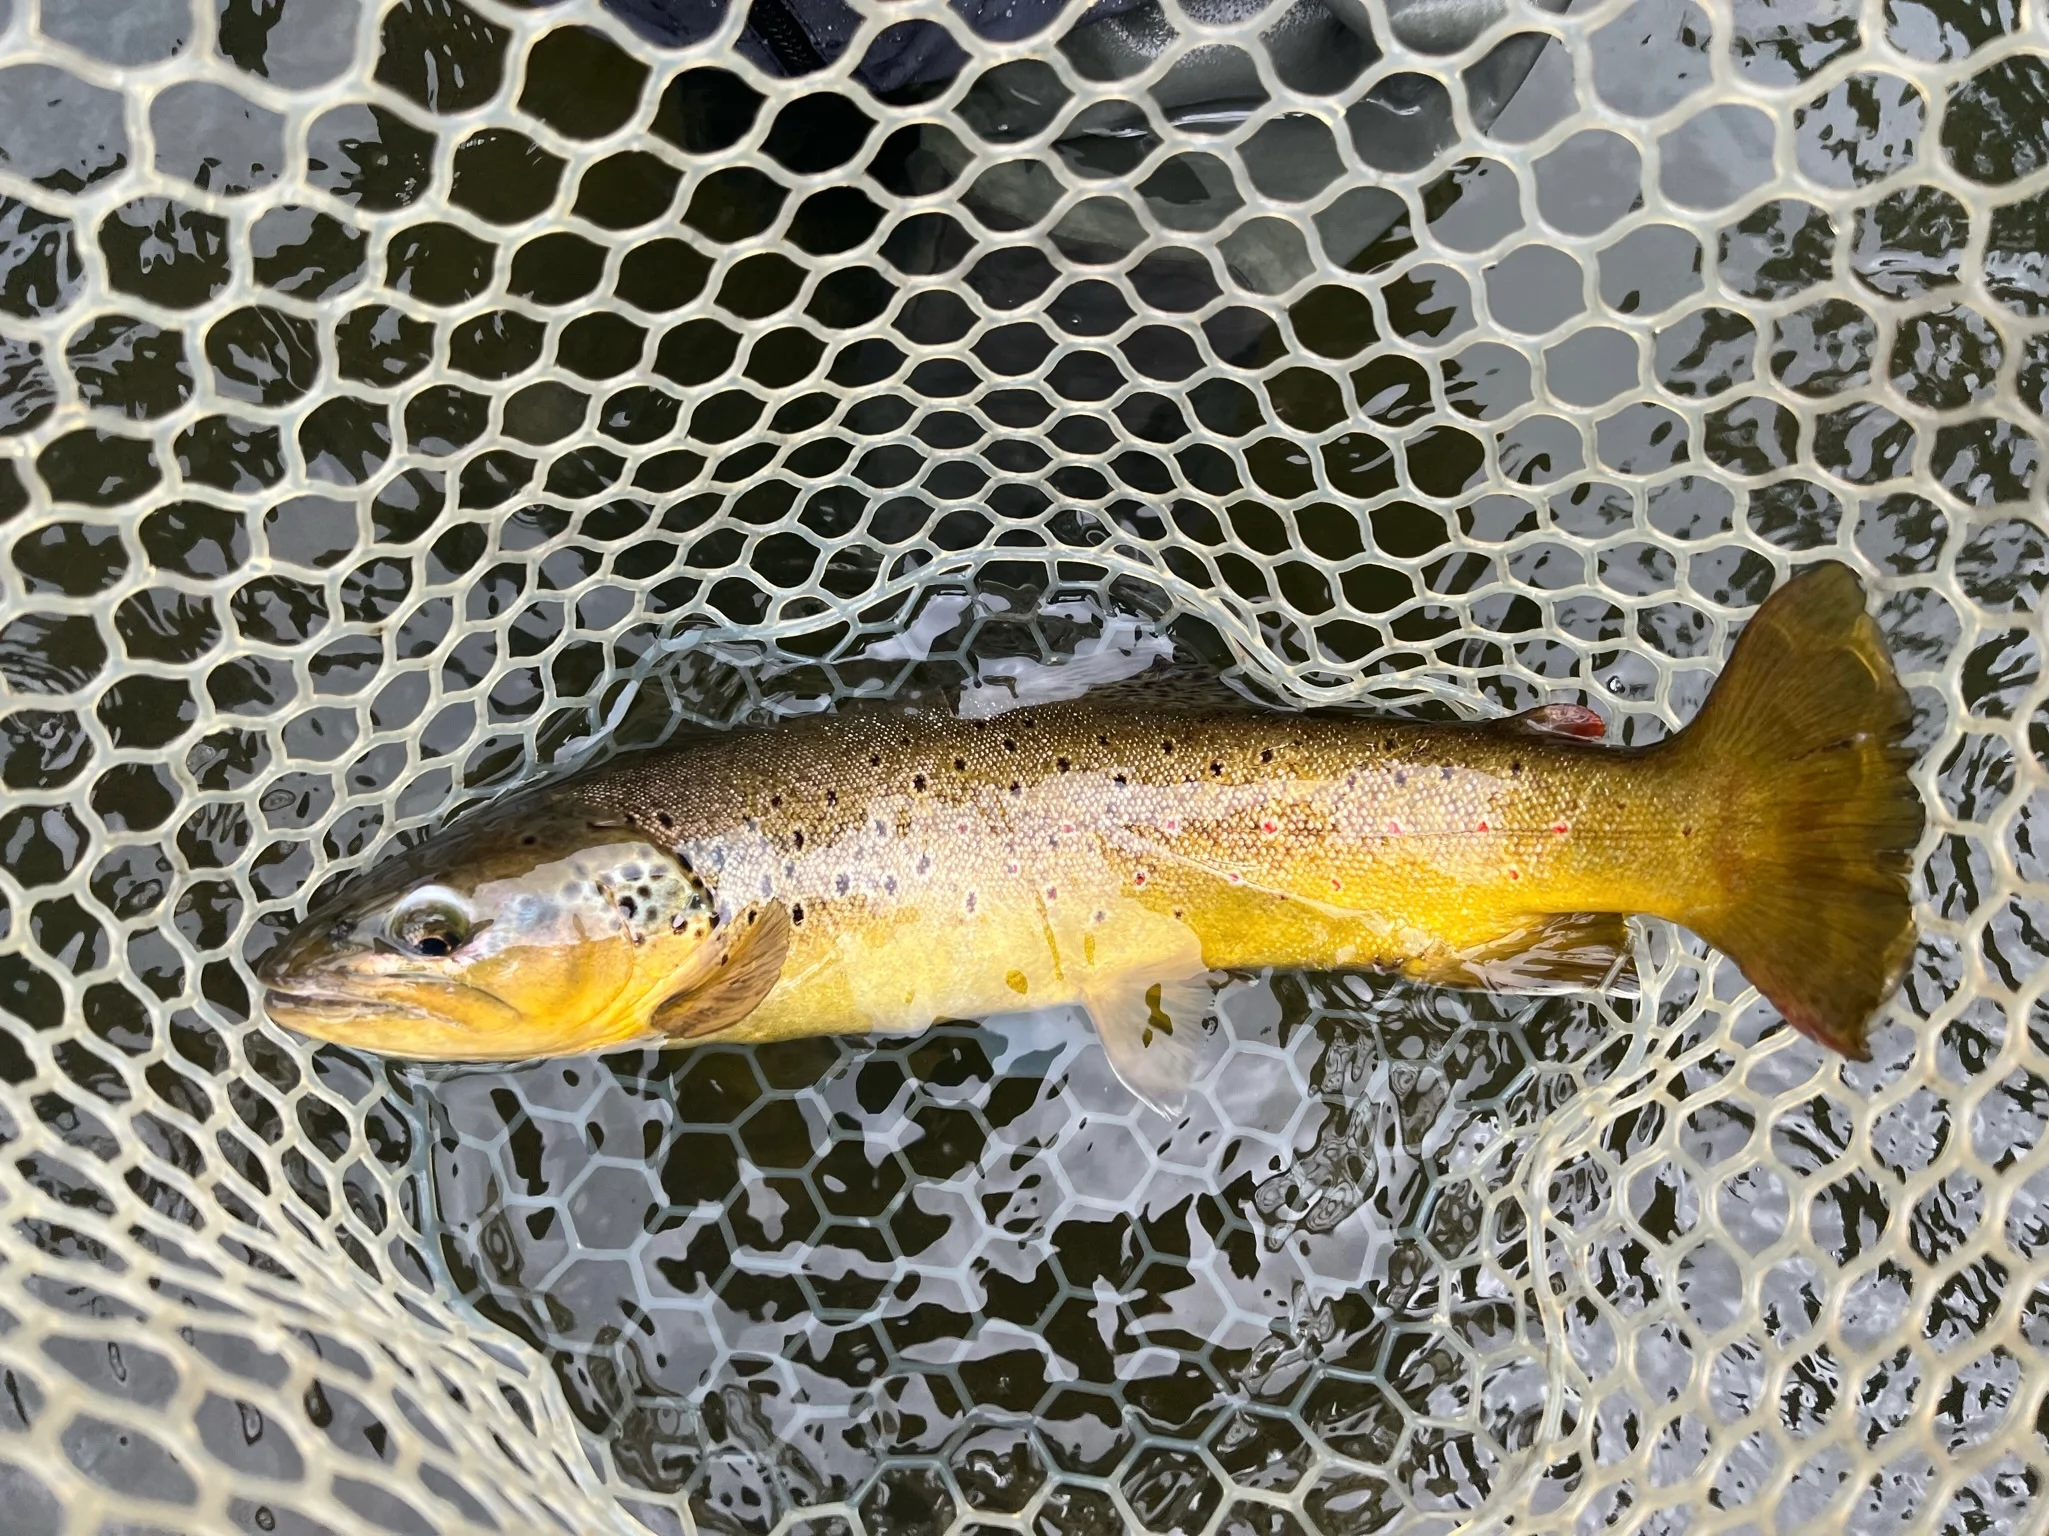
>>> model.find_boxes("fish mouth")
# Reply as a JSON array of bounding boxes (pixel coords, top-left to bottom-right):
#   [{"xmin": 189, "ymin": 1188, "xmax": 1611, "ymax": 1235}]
[
  {"xmin": 263, "ymin": 986, "xmax": 534, "ymax": 1062},
  {"xmin": 263, "ymin": 987, "xmax": 444, "ymax": 1025},
  {"xmin": 263, "ymin": 975, "xmax": 523, "ymax": 1026}
]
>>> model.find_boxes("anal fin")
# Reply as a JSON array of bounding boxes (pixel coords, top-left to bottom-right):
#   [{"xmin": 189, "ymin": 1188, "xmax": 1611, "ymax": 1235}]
[
  {"xmin": 1412, "ymin": 911, "xmax": 1637, "ymax": 996},
  {"xmin": 1079, "ymin": 968, "xmax": 1215, "ymax": 1117}
]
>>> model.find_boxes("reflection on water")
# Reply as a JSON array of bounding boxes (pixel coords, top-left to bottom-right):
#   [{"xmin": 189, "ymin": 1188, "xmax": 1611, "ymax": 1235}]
[{"xmin": 414, "ymin": 953, "xmax": 1612, "ymax": 1529}]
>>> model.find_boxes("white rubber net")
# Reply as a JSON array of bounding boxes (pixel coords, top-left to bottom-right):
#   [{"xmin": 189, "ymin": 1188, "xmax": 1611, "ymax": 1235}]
[{"xmin": 0, "ymin": 0, "xmax": 2043, "ymax": 1531}]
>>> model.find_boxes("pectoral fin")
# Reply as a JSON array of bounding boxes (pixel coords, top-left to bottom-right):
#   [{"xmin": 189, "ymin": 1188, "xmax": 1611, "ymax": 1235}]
[
  {"xmin": 1412, "ymin": 911, "xmax": 1637, "ymax": 995},
  {"xmin": 651, "ymin": 902, "xmax": 793, "ymax": 1038},
  {"xmin": 1079, "ymin": 968, "xmax": 1215, "ymax": 1116}
]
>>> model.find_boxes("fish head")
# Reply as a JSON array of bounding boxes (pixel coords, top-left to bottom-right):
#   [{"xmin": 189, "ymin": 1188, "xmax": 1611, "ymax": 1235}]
[{"xmin": 260, "ymin": 800, "xmax": 762, "ymax": 1059}]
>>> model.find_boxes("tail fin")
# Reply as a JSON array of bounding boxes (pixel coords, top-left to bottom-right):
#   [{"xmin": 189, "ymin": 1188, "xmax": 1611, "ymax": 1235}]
[{"xmin": 1673, "ymin": 562, "xmax": 1923, "ymax": 1059}]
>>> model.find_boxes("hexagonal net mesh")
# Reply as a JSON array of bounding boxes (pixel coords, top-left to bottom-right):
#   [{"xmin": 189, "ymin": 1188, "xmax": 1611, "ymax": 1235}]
[{"xmin": 0, "ymin": 0, "xmax": 2044, "ymax": 1530}]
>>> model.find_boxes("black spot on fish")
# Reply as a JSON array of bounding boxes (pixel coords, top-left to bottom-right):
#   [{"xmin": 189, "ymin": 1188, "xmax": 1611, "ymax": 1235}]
[
  {"xmin": 1097, "ymin": 734, "xmax": 1109, "ymax": 746},
  {"xmin": 869, "ymin": 753, "xmax": 881, "ymax": 766},
  {"xmin": 1441, "ymin": 766, "xmax": 1454, "ymax": 782},
  {"xmin": 1003, "ymin": 738, "xmax": 1017, "ymax": 752},
  {"xmin": 1511, "ymin": 760, "xmax": 1523, "ymax": 777},
  {"xmin": 1057, "ymin": 757, "xmax": 1070, "ymax": 772},
  {"xmin": 769, "ymin": 794, "xmax": 782, "ymax": 808},
  {"xmin": 917, "ymin": 853, "xmax": 931, "ymax": 874},
  {"xmin": 885, "ymin": 875, "xmax": 897, "ymax": 895},
  {"xmin": 1161, "ymin": 739, "xmax": 1174, "ymax": 754},
  {"xmin": 1113, "ymin": 773, "xmax": 1127, "ymax": 786},
  {"xmin": 655, "ymin": 812, "xmax": 674, "ymax": 830},
  {"xmin": 1260, "ymin": 748, "xmax": 1273, "ymax": 763},
  {"xmin": 1022, "ymin": 716, "xmax": 1035, "ymax": 729},
  {"xmin": 1211, "ymin": 761, "xmax": 1223, "ymax": 775},
  {"xmin": 835, "ymin": 872, "xmax": 849, "ymax": 895},
  {"xmin": 955, "ymin": 757, "xmax": 966, "ymax": 771},
  {"xmin": 1394, "ymin": 770, "xmax": 1406, "ymax": 786},
  {"xmin": 1383, "ymin": 738, "xmax": 1395, "ymax": 752},
  {"xmin": 521, "ymin": 834, "xmax": 538, "ymax": 846},
  {"xmin": 825, "ymin": 789, "xmax": 838, "ymax": 806},
  {"xmin": 791, "ymin": 902, "xmax": 804, "ymax": 925},
  {"xmin": 619, "ymin": 895, "xmax": 637, "ymax": 917},
  {"xmin": 913, "ymin": 774, "xmax": 926, "ymax": 791},
  {"xmin": 1009, "ymin": 781, "xmax": 1021, "ymax": 795},
  {"xmin": 792, "ymin": 828, "xmax": 805, "ymax": 850},
  {"xmin": 1682, "ymin": 825, "xmax": 1693, "ymax": 838},
  {"xmin": 966, "ymin": 891, "xmax": 977, "ymax": 913}
]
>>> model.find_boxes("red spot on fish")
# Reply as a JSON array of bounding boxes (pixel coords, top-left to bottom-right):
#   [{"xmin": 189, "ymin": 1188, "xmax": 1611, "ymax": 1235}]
[
  {"xmin": 1523, "ymin": 703, "xmax": 1606, "ymax": 740},
  {"xmin": 1386, "ymin": 820, "xmax": 1402, "ymax": 835},
  {"xmin": 1330, "ymin": 876, "xmax": 1343, "ymax": 891},
  {"xmin": 1005, "ymin": 860, "xmax": 1020, "ymax": 876},
  {"xmin": 957, "ymin": 821, "xmax": 970, "ymax": 834},
  {"xmin": 1261, "ymin": 819, "xmax": 1278, "ymax": 834},
  {"xmin": 1509, "ymin": 868, "xmax": 1521, "ymax": 880},
  {"xmin": 1552, "ymin": 821, "xmax": 1570, "ymax": 835},
  {"xmin": 1163, "ymin": 818, "xmax": 1180, "ymax": 833},
  {"xmin": 1061, "ymin": 822, "xmax": 1074, "ymax": 834},
  {"xmin": 1133, "ymin": 869, "xmax": 1148, "ymax": 886},
  {"xmin": 1046, "ymin": 885, "xmax": 1058, "ymax": 900},
  {"xmin": 1477, "ymin": 820, "xmax": 1488, "ymax": 832},
  {"xmin": 1227, "ymin": 871, "xmax": 1243, "ymax": 883}
]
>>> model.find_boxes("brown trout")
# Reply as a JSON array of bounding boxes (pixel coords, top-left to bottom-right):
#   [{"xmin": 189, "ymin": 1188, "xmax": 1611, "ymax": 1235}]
[{"xmin": 261, "ymin": 563, "xmax": 1923, "ymax": 1107}]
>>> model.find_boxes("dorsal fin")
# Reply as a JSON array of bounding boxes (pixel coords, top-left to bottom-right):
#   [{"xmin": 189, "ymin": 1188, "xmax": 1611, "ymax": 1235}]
[{"xmin": 650, "ymin": 902, "xmax": 792, "ymax": 1038}]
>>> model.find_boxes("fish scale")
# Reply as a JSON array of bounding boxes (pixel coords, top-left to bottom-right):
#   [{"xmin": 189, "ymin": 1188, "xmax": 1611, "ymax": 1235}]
[{"xmin": 583, "ymin": 705, "xmax": 1665, "ymax": 1013}]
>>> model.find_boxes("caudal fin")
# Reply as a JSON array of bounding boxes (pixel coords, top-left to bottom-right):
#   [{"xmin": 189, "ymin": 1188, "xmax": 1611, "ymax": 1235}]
[{"xmin": 1674, "ymin": 562, "xmax": 1923, "ymax": 1059}]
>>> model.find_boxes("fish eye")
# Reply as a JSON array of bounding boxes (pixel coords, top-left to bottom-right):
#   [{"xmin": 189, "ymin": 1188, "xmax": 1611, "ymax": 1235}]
[{"xmin": 390, "ymin": 896, "xmax": 471, "ymax": 959}]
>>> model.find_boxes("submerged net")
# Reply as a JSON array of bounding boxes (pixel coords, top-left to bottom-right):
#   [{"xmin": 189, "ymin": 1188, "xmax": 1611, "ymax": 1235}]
[{"xmin": 0, "ymin": 0, "xmax": 2043, "ymax": 1530}]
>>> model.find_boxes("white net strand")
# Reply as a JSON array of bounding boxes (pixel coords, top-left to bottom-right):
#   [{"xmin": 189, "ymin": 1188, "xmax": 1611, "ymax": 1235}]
[{"xmin": 0, "ymin": 0, "xmax": 2044, "ymax": 1531}]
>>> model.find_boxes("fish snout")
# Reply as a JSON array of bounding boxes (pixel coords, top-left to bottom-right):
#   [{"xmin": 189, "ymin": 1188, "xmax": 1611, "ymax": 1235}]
[{"xmin": 257, "ymin": 908, "xmax": 372, "ymax": 992}]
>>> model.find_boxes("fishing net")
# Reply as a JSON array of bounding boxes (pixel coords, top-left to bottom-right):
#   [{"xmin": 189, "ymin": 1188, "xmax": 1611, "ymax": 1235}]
[{"xmin": 0, "ymin": 0, "xmax": 2042, "ymax": 1530}]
